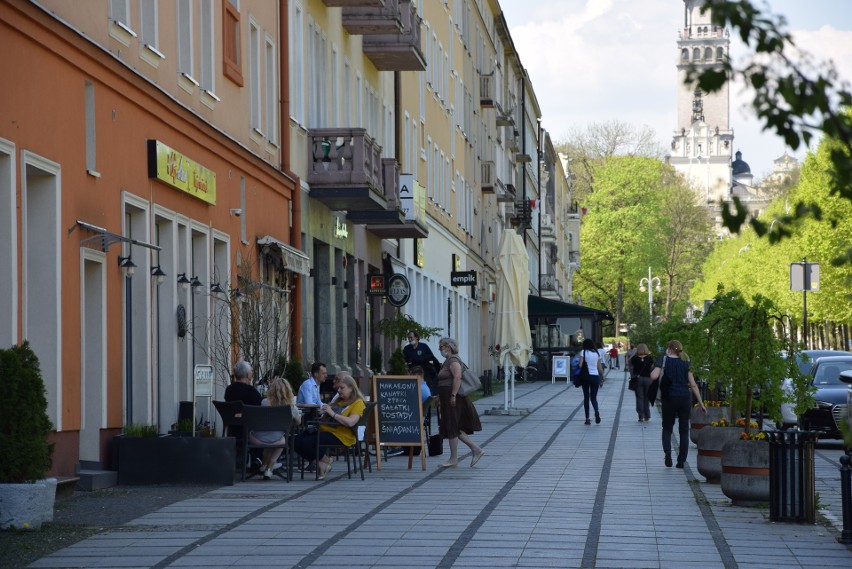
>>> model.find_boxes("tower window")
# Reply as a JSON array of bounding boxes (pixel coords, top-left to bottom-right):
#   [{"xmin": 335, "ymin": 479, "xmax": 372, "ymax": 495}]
[
  {"xmin": 693, "ymin": 48, "xmax": 700, "ymax": 61},
  {"xmin": 716, "ymin": 47, "xmax": 724, "ymax": 61},
  {"xmin": 704, "ymin": 47, "xmax": 712, "ymax": 61},
  {"xmin": 681, "ymin": 48, "xmax": 689, "ymax": 61}
]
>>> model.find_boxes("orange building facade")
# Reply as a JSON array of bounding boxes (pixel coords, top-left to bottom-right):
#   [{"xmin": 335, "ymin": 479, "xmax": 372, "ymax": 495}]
[{"xmin": 0, "ymin": 0, "xmax": 301, "ymax": 479}]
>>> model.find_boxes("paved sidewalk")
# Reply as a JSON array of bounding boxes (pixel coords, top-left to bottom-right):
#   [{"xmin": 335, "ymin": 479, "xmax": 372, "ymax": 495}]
[{"xmin": 32, "ymin": 370, "xmax": 852, "ymax": 568}]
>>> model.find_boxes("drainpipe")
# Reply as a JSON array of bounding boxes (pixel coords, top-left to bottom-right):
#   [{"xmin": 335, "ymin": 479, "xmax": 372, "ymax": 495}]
[
  {"xmin": 520, "ymin": 75, "xmax": 527, "ymax": 245},
  {"xmin": 280, "ymin": 0, "xmax": 303, "ymax": 358}
]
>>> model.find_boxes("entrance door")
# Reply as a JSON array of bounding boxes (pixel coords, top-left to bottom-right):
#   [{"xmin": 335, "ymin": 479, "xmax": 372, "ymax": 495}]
[{"xmin": 80, "ymin": 254, "xmax": 106, "ymax": 463}]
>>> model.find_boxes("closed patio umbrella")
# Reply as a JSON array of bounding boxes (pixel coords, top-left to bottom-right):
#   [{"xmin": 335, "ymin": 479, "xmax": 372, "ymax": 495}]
[{"xmin": 493, "ymin": 229, "xmax": 532, "ymax": 410}]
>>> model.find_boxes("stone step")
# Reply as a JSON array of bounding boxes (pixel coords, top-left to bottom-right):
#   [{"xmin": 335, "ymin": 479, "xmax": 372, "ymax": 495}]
[{"xmin": 76, "ymin": 469, "xmax": 117, "ymax": 491}]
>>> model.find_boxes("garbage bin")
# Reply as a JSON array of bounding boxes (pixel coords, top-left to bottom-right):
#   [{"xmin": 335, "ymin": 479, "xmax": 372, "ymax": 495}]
[
  {"xmin": 767, "ymin": 429, "xmax": 818, "ymax": 523},
  {"xmin": 481, "ymin": 370, "xmax": 493, "ymax": 396}
]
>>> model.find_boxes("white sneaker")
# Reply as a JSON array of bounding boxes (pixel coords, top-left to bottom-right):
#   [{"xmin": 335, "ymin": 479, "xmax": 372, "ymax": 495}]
[
  {"xmin": 271, "ymin": 462, "xmax": 283, "ymax": 471},
  {"xmin": 263, "ymin": 468, "xmax": 272, "ymax": 480}
]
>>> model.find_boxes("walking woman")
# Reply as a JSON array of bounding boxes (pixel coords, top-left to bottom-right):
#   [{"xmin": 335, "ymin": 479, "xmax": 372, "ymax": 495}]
[
  {"xmin": 630, "ymin": 344, "xmax": 655, "ymax": 422},
  {"xmin": 650, "ymin": 340, "xmax": 707, "ymax": 468},
  {"xmin": 436, "ymin": 337, "xmax": 484, "ymax": 468},
  {"xmin": 579, "ymin": 338, "xmax": 605, "ymax": 425}
]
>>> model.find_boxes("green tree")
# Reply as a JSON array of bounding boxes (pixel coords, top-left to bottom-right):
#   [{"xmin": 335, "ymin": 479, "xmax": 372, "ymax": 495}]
[{"xmin": 690, "ymin": 1, "xmax": 852, "ymax": 264}]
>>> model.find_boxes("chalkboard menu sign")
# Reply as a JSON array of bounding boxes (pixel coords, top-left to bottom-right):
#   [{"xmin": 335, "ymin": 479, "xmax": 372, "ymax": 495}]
[
  {"xmin": 374, "ymin": 376, "xmax": 423, "ymax": 444},
  {"xmin": 371, "ymin": 375, "xmax": 427, "ymax": 471}
]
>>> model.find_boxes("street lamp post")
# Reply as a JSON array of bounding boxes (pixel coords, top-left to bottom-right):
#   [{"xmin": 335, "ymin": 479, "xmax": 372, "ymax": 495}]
[{"xmin": 639, "ymin": 266, "xmax": 661, "ymax": 323}]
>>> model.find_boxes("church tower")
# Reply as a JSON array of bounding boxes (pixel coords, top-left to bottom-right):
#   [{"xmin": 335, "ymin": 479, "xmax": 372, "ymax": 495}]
[{"xmin": 670, "ymin": 0, "xmax": 733, "ymax": 207}]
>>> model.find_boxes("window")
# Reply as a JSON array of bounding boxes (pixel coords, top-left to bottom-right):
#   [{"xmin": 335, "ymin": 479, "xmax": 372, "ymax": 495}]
[
  {"xmin": 290, "ymin": 3, "xmax": 304, "ymax": 124},
  {"xmin": 223, "ymin": 0, "xmax": 243, "ymax": 86},
  {"xmin": 177, "ymin": 0, "xmax": 194, "ymax": 79},
  {"xmin": 110, "ymin": 0, "xmax": 130, "ymax": 28},
  {"xmin": 249, "ymin": 20, "xmax": 261, "ymax": 133},
  {"xmin": 265, "ymin": 36, "xmax": 277, "ymax": 144},
  {"xmin": 139, "ymin": 0, "xmax": 159, "ymax": 52},
  {"xmin": 85, "ymin": 81, "xmax": 97, "ymax": 174},
  {"xmin": 199, "ymin": 0, "xmax": 216, "ymax": 94}
]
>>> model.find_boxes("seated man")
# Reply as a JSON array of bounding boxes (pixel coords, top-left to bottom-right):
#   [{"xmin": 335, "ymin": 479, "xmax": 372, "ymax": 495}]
[
  {"xmin": 297, "ymin": 361, "xmax": 327, "ymax": 406},
  {"xmin": 224, "ymin": 360, "xmax": 262, "ymax": 469}
]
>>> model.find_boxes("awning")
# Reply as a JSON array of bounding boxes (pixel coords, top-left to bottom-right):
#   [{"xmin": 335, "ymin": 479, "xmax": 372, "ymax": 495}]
[
  {"xmin": 528, "ymin": 296, "xmax": 612, "ymax": 321},
  {"xmin": 256, "ymin": 235, "xmax": 311, "ymax": 276},
  {"xmin": 73, "ymin": 220, "xmax": 161, "ymax": 253}
]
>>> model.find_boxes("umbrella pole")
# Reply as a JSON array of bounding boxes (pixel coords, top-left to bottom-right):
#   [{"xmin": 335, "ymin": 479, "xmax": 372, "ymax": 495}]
[
  {"xmin": 502, "ymin": 353, "xmax": 509, "ymax": 411},
  {"xmin": 510, "ymin": 365, "xmax": 516, "ymax": 407}
]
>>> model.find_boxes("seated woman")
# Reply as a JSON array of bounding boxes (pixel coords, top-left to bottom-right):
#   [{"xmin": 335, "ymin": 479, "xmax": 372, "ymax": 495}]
[
  {"xmin": 249, "ymin": 377, "xmax": 301, "ymax": 480},
  {"xmin": 408, "ymin": 366, "xmax": 432, "ymax": 402},
  {"xmin": 294, "ymin": 375, "xmax": 366, "ymax": 480}
]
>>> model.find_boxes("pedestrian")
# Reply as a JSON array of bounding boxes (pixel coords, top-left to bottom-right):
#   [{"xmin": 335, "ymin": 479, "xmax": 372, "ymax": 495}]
[
  {"xmin": 596, "ymin": 341, "xmax": 607, "ymax": 368},
  {"xmin": 403, "ymin": 330, "xmax": 439, "ymax": 390},
  {"xmin": 608, "ymin": 345, "xmax": 619, "ymax": 369},
  {"xmin": 225, "ymin": 360, "xmax": 263, "ymax": 469},
  {"xmin": 435, "ymin": 337, "xmax": 484, "ymax": 468},
  {"xmin": 630, "ymin": 344, "xmax": 655, "ymax": 422},
  {"xmin": 650, "ymin": 340, "xmax": 707, "ymax": 468},
  {"xmin": 579, "ymin": 338, "xmax": 605, "ymax": 425}
]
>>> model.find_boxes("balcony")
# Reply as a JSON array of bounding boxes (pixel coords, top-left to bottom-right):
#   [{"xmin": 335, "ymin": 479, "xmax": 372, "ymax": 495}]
[
  {"xmin": 323, "ymin": 0, "xmax": 384, "ymax": 6},
  {"xmin": 481, "ymin": 161, "xmax": 494, "ymax": 193},
  {"xmin": 540, "ymin": 213, "xmax": 556, "ymax": 242},
  {"xmin": 362, "ymin": 0, "xmax": 425, "ymax": 71},
  {"xmin": 510, "ymin": 199, "xmax": 533, "ymax": 228},
  {"xmin": 540, "ymin": 274, "xmax": 561, "ymax": 299},
  {"xmin": 343, "ymin": 0, "xmax": 402, "ymax": 35},
  {"xmin": 306, "ymin": 128, "xmax": 386, "ymax": 212},
  {"xmin": 480, "ymin": 74, "xmax": 494, "ymax": 107},
  {"xmin": 497, "ymin": 182, "xmax": 516, "ymax": 203}
]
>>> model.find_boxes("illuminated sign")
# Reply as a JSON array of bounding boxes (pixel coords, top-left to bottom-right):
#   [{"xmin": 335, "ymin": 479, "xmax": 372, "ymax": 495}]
[
  {"xmin": 147, "ymin": 140, "xmax": 217, "ymax": 204},
  {"xmin": 367, "ymin": 274, "xmax": 386, "ymax": 296},
  {"xmin": 451, "ymin": 271, "xmax": 477, "ymax": 286}
]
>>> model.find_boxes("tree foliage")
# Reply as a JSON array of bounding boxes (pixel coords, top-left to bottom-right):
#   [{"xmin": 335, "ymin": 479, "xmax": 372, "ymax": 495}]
[{"xmin": 690, "ymin": 1, "xmax": 852, "ymax": 264}]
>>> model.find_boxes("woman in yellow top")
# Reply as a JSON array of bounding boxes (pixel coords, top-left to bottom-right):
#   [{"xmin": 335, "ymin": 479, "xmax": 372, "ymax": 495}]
[{"xmin": 294, "ymin": 375, "xmax": 366, "ymax": 479}]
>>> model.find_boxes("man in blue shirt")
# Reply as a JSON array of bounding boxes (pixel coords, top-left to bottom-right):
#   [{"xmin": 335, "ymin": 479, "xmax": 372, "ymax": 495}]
[{"xmin": 297, "ymin": 361, "xmax": 327, "ymax": 405}]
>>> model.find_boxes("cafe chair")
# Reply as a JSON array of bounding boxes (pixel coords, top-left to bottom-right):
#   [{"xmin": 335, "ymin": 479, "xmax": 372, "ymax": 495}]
[
  {"xmin": 240, "ymin": 405, "xmax": 295, "ymax": 482},
  {"xmin": 313, "ymin": 400, "xmax": 378, "ymax": 481},
  {"xmin": 214, "ymin": 400, "xmax": 245, "ymax": 472}
]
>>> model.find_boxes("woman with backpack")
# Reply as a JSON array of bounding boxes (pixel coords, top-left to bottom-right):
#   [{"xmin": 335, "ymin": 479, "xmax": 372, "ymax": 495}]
[{"xmin": 579, "ymin": 338, "xmax": 605, "ymax": 425}]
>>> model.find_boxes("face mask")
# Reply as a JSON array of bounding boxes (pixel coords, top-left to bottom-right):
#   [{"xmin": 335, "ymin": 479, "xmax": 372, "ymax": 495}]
[
  {"xmin": 409, "ymin": 340, "xmax": 416, "ymax": 346},
  {"xmin": 440, "ymin": 349, "xmax": 447, "ymax": 357}
]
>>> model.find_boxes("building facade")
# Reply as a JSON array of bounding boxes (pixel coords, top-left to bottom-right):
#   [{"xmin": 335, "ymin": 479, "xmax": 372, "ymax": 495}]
[{"xmin": 1, "ymin": 0, "xmax": 300, "ymax": 479}]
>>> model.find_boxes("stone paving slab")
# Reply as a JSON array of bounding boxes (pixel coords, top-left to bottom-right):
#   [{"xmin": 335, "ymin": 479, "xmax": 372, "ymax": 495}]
[{"xmin": 30, "ymin": 370, "xmax": 852, "ymax": 568}]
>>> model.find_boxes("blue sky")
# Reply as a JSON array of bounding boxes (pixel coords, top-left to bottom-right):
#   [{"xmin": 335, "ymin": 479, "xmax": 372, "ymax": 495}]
[{"xmin": 501, "ymin": 0, "xmax": 852, "ymax": 180}]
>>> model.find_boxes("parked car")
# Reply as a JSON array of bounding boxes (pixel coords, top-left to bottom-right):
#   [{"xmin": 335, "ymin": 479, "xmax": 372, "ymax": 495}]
[
  {"xmin": 840, "ymin": 369, "xmax": 852, "ymax": 445},
  {"xmin": 779, "ymin": 350, "xmax": 852, "ymax": 427},
  {"xmin": 780, "ymin": 353, "xmax": 852, "ymax": 438}
]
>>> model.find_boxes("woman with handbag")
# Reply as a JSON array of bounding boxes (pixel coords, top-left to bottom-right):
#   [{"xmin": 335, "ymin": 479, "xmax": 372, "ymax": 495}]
[
  {"xmin": 436, "ymin": 337, "xmax": 484, "ymax": 468},
  {"xmin": 650, "ymin": 340, "xmax": 707, "ymax": 468},
  {"xmin": 579, "ymin": 338, "xmax": 605, "ymax": 425},
  {"xmin": 630, "ymin": 344, "xmax": 655, "ymax": 423}
]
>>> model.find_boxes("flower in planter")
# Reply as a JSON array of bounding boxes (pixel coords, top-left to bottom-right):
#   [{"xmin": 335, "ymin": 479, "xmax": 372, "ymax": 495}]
[
  {"xmin": 734, "ymin": 418, "xmax": 758, "ymax": 429},
  {"xmin": 699, "ymin": 400, "xmax": 730, "ymax": 408},
  {"xmin": 739, "ymin": 431, "xmax": 766, "ymax": 441},
  {"xmin": 711, "ymin": 418, "xmax": 731, "ymax": 427}
]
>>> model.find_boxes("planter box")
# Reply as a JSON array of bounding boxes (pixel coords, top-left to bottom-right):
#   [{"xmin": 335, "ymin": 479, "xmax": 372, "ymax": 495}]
[
  {"xmin": 696, "ymin": 426, "xmax": 743, "ymax": 483},
  {"xmin": 721, "ymin": 439, "xmax": 769, "ymax": 506},
  {"xmin": 0, "ymin": 478, "xmax": 57, "ymax": 529},
  {"xmin": 690, "ymin": 406, "xmax": 729, "ymax": 444},
  {"xmin": 114, "ymin": 436, "xmax": 235, "ymax": 486}
]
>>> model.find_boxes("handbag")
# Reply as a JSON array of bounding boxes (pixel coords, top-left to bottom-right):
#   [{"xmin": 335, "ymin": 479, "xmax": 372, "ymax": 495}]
[
  {"xmin": 628, "ymin": 376, "xmax": 638, "ymax": 391},
  {"xmin": 428, "ymin": 434, "xmax": 443, "ymax": 456},
  {"xmin": 458, "ymin": 362, "xmax": 482, "ymax": 396}
]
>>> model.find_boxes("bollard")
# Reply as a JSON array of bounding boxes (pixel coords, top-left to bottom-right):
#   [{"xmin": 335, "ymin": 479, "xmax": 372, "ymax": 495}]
[
  {"xmin": 840, "ymin": 452, "xmax": 852, "ymax": 544},
  {"xmin": 767, "ymin": 429, "xmax": 818, "ymax": 523}
]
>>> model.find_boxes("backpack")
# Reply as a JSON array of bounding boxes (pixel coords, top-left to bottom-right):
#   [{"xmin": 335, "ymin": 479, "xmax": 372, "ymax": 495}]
[{"xmin": 570, "ymin": 351, "xmax": 588, "ymax": 387}]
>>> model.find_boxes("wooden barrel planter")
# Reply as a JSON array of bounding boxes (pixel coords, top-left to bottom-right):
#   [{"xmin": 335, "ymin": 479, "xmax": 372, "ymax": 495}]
[
  {"xmin": 696, "ymin": 426, "xmax": 742, "ymax": 483},
  {"xmin": 720, "ymin": 439, "xmax": 770, "ymax": 506},
  {"xmin": 690, "ymin": 406, "xmax": 729, "ymax": 444}
]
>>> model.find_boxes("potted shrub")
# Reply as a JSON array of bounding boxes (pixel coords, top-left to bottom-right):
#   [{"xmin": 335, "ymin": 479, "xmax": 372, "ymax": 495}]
[
  {"xmin": 689, "ymin": 289, "xmax": 792, "ymax": 504},
  {"xmin": 0, "ymin": 342, "xmax": 56, "ymax": 530}
]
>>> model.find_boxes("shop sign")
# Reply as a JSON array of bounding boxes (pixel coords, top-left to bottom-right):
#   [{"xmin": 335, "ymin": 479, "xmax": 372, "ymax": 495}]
[
  {"xmin": 194, "ymin": 364, "xmax": 214, "ymax": 397},
  {"xmin": 399, "ymin": 175, "xmax": 425, "ymax": 222},
  {"xmin": 147, "ymin": 140, "xmax": 217, "ymax": 205},
  {"xmin": 334, "ymin": 216, "xmax": 349, "ymax": 239},
  {"xmin": 387, "ymin": 273, "xmax": 411, "ymax": 307},
  {"xmin": 367, "ymin": 274, "xmax": 386, "ymax": 296},
  {"xmin": 451, "ymin": 271, "xmax": 477, "ymax": 286}
]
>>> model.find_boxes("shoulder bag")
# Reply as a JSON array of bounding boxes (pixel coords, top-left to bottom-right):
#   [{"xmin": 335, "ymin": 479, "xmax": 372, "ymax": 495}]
[{"xmin": 458, "ymin": 359, "xmax": 481, "ymax": 396}]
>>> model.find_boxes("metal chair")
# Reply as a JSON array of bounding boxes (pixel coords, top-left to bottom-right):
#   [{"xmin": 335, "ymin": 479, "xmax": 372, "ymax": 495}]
[
  {"xmin": 213, "ymin": 400, "xmax": 243, "ymax": 437},
  {"xmin": 240, "ymin": 405, "xmax": 295, "ymax": 482},
  {"xmin": 314, "ymin": 400, "xmax": 378, "ymax": 481}
]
